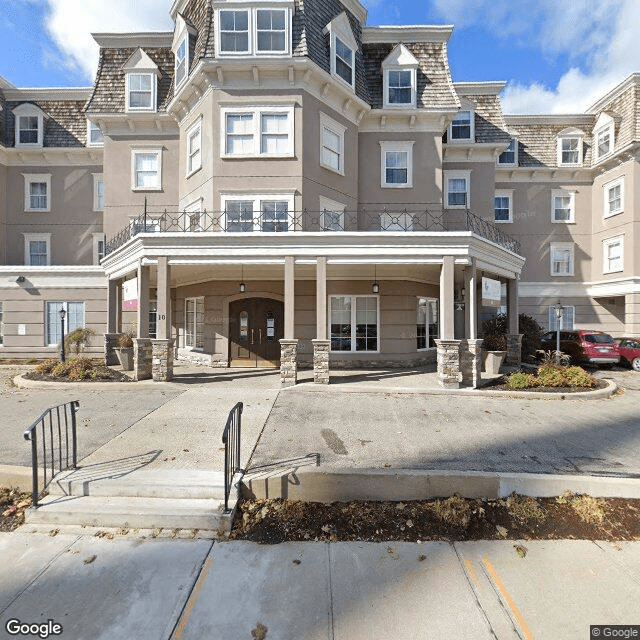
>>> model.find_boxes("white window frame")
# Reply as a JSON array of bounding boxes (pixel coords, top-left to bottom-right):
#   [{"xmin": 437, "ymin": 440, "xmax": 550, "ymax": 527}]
[
  {"xmin": 383, "ymin": 67, "xmax": 417, "ymax": 109},
  {"xmin": 551, "ymin": 189, "xmax": 575, "ymax": 223},
  {"xmin": 319, "ymin": 111, "xmax": 346, "ymax": 175},
  {"xmin": 126, "ymin": 72, "xmax": 157, "ymax": 112},
  {"xmin": 494, "ymin": 189, "xmax": 513, "ymax": 223},
  {"xmin": 14, "ymin": 104, "xmax": 44, "ymax": 148},
  {"xmin": 380, "ymin": 141, "xmax": 414, "ymax": 189},
  {"xmin": 93, "ymin": 173, "xmax": 105, "ymax": 212},
  {"xmin": 86, "ymin": 120, "xmax": 104, "ymax": 147},
  {"xmin": 328, "ymin": 294, "xmax": 380, "ymax": 353},
  {"xmin": 23, "ymin": 233, "xmax": 51, "ymax": 266},
  {"xmin": 324, "ymin": 13, "xmax": 357, "ymax": 90},
  {"xmin": 548, "ymin": 305, "xmax": 575, "ymax": 331},
  {"xmin": 186, "ymin": 119, "xmax": 202, "ymax": 176},
  {"xmin": 184, "ymin": 297, "xmax": 205, "ymax": 350},
  {"xmin": 215, "ymin": 6, "xmax": 292, "ymax": 57},
  {"xmin": 603, "ymin": 235, "xmax": 624, "ymax": 274},
  {"xmin": 92, "ymin": 233, "xmax": 106, "ymax": 265},
  {"xmin": 23, "ymin": 174, "xmax": 51, "ymax": 212},
  {"xmin": 221, "ymin": 193, "xmax": 295, "ymax": 232},
  {"xmin": 448, "ymin": 109, "xmax": 474, "ymax": 143},
  {"xmin": 595, "ymin": 124, "xmax": 614, "ymax": 160},
  {"xmin": 221, "ymin": 105, "xmax": 294, "ymax": 158},
  {"xmin": 557, "ymin": 135, "xmax": 583, "ymax": 166},
  {"xmin": 444, "ymin": 170, "xmax": 471, "ymax": 209},
  {"xmin": 175, "ymin": 35, "xmax": 189, "ymax": 89},
  {"xmin": 603, "ymin": 177, "xmax": 624, "ymax": 218},
  {"xmin": 497, "ymin": 138, "xmax": 518, "ymax": 166},
  {"xmin": 417, "ymin": 296, "xmax": 438, "ymax": 351},
  {"xmin": 319, "ymin": 196, "xmax": 346, "ymax": 231},
  {"xmin": 550, "ymin": 242, "xmax": 574, "ymax": 277},
  {"xmin": 45, "ymin": 301, "xmax": 85, "ymax": 347},
  {"xmin": 131, "ymin": 148, "xmax": 162, "ymax": 191}
]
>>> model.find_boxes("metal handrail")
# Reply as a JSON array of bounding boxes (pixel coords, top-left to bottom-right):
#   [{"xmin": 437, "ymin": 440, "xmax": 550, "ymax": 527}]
[
  {"xmin": 222, "ymin": 402, "xmax": 243, "ymax": 514},
  {"xmin": 23, "ymin": 400, "xmax": 80, "ymax": 508},
  {"xmin": 105, "ymin": 206, "xmax": 521, "ymax": 256}
]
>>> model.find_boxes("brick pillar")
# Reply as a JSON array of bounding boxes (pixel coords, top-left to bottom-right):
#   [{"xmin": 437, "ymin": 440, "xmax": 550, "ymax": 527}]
[
  {"xmin": 312, "ymin": 339, "xmax": 330, "ymax": 384},
  {"xmin": 134, "ymin": 338, "xmax": 152, "ymax": 381},
  {"xmin": 104, "ymin": 333, "xmax": 121, "ymax": 366},
  {"xmin": 279, "ymin": 339, "xmax": 298, "ymax": 387},
  {"xmin": 152, "ymin": 339, "xmax": 174, "ymax": 382},
  {"xmin": 435, "ymin": 339, "xmax": 461, "ymax": 389},
  {"xmin": 460, "ymin": 338, "xmax": 483, "ymax": 388},
  {"xmin": 505, "ymin": 334, "xmax": 523, "ymax": 367}
]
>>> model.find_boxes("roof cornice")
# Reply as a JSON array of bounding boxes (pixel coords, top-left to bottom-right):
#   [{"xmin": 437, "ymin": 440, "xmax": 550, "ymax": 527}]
[
  {"xmin": 363, "ymin": 25, "xmax": 453, "ymax": 44},
  {"xmin": 504, "ymin": 114, "xmax": 594, "ymax": 125},
  {"xmin": 586, "ymin": 73, "xmax": 640, "ymax": 114},
  {"xmin": 92, "ymin": 32, "xmax": 174, "ymax": 48},
  {"xmin": 454, "ymin": 81, "xmax": 506, "ymax": 95},
  {"xmin": 3, "ymin": 87, "xmax": 92, "ymax": 101}
]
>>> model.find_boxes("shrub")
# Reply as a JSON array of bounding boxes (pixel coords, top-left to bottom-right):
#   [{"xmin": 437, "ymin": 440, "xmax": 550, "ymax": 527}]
[
  {"xmin": 50, "ymin": 362, "xmax": 71, "ymax": 378},
  {"xmin": 536, "ymin": 363, "xmax": 568, "ymax": 387},
  {"xmin": 483, "ymin": 332, "xmax": 507, "ymax": 351},
  {"xmin": 506, "ymin": 372, "xmax": 538, "ymax": 389},
  {"xmin": 64, "ymin": 327, "xmax": 95, "ymax": 355},
  {"xmin": 35, "ymin": 358, "xmax": 58, "ymax": 374},
  {"xmin": 481, "ymin": 313, "xmax": 544, "ymax": 359},
  {"xmin": 563, "ymin": 366, "xmax": 596, "ymax": 388},
  {"xmin": 118, "ymin": 328, "xmax": 136, "ymax": 349}
]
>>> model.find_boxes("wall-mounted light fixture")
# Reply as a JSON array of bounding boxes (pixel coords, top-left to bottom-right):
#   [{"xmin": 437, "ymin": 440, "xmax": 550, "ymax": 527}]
[
  {"xmin": 372, "ymin": 264, "xmax": 379, "ymax": 294},
  {"xmin": 239, "ymin": 264, "xmax": 246, "ymax": 293}
]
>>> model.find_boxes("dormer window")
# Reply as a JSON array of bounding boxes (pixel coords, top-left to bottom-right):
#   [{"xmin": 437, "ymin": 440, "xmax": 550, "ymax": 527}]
[
  {"xmin": 122, "ymin": 48, "xmax": 160, "ymax": 113},
  {"xmin": 388, "ymin": 71, "xmax": 411, "ymax": 104},
  {"xmin": 382, "ymin": 44, "xmax": 418, "ymax": 108},
  {"xmin": 173, "ymin": 14, "xmax": 197, "ymax": 89},
  {"xmin": 220, "ymin": 10, "xmax": 249, "ymax": 53},
  {"xmin": 175, "ymin": 39, "xmax": 187, "ymax": 86},
  {"xmin": 13, "ymin": 104, "xmax": 45, "ymax": 147},
  {"xmin": 593, "ymin": 113, "xmax": 615, "ymax": 162},
  {"xmin": 448, "ymin": 109, "xmax": 474, "ymax": 142},
  {"xmin": 324, "ymin": 12, "xmax": 357, "ymax": 90},
  {"xmin": 498, "ymin": 138, "xmax": 517, "ymax": 165},
  {"xmin": 256, "ymin": 9, "xmax": 286, "ymax": 52},
  {"xmin": 87, "ymin": 121, "xmax": 104, "ymax": 147}
]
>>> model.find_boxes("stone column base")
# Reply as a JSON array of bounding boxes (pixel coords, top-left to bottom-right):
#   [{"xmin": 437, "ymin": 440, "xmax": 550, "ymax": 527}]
[
  {"xmin": 505, "ymin": 334, "xmax": 523, "ymax": 367},
  {"xmin": 312, "ymin": 339, "xmax": 330, "ymax": 384},
  {"xmin": 104, "ymin": 333, "xmax": 121, "ymax": 366},
  {"xmin": 279, "ymin": 339, "xmax": 299, "ymax": 387},
  {"xmin": 152, "ymin": 339, "xmax": 174, "ymax": 382},
  {"xmin": 435, "ymin": 339, "xmax": 462, "ymax": 389},
  {"xmin": 460, "ymin": 339, "xmax": 483, "ymax": 388},
  {"xmin": 133, "ymin": 338, "xmax": 152, "ymax": 381}
]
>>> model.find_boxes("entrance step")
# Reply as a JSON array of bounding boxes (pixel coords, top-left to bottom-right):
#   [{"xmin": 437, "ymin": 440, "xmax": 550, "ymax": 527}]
[
  {"xmin": 49, "ymin": 468, "xmax": 226, "ymax": 500},
  {"xmin": 25, "ymin": 495, "xmax": 232, "ymax": 532}
]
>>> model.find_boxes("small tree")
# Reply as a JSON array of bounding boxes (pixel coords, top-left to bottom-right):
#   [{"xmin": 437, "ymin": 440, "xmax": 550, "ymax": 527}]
[
  {"xmin": 64, "ymin": 327, "xmax": 96, "ymax": 355},
  {"xmin": 481, "ymin": 313, "xmax": 544, "ymax": 360}
]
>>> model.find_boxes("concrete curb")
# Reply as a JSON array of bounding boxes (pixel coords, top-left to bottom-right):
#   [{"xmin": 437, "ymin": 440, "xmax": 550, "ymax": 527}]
[
  {"xmin": 282, "ymin": 377, "xmax": 618, "ymax": 400},
  {"xmin": 13, "ymin": 373, "xmax": 171, "ymax": 390},
  {"xmin": 243, "ymin": 467, "xmax": 640, "ymax": 502},
  {"xmin": 0, "ymin": 464, "xmax": 43, "ymax": 492}
]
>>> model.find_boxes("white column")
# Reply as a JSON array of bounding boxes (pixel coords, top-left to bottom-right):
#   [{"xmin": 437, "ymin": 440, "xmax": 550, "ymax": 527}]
[
  {"xmin": 316, "ymin": 256, "xmax": 327, "ymax": 340},
  {"xmin": 137, "ymin": 262, "xmax": 150, "ymax": 339},
  {"xmin": 463, "ymin": 259, "xmax": 477, "ymax": 339},
  {"xmin": 284, "ymin": 256, "xmax": 295, "ymax": 339},
  {"xmin": 440, "ymin": 256, "xmax": 455, "ymax": 340},
  {"xmin": 156, "ymin": 257, "xmax": 171, "ymax": 340}
]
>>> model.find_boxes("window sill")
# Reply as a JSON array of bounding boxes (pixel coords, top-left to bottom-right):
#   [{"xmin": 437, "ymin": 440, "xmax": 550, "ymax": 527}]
[
  {"xmin": 558, "ymin": 162, "xmax": 583, "ymax": 168},
  {"xmin": 381, "ymin": 183, "xmax": 413, "ymax": 189},
  {"xmin": 550, "ymin": 273, "xmax": 575, "ymax": 278},
  {"xmin": 16, "ymin": 143, "xmax": 43, "ymax": 149},
  {"xmin": 126, "ymin": 107, "xmax": 157, "ymax": 114},
  {"xmin": 604, "ymin": 210, "xmax": 623, "ymax": 219},
  {"xmin": 185, "ymin": 165, "xmax": 202, "ymax": 180},
  {"xmin": 494, "ymin": 219, "xmax": 512, "ymax": 224},
  {"xmin": 320, "ymin": 162, "xmax": 345, "ymax": 176},
  {"xmin": 551, "ymin": 220, "xmax": 575, "ymax": 224},
  {"xmin": 446, "ymin": 204, "xmax": 468, "ymax": 210},
  {"xmin": 447, "ymin": 138, "xmax": 474, "ymax": 144},
  {"xmin": 603, "ymin": 269, "xmax": 624, "ymax": 275},
  {"xmin": 383, "ymin": 102, "xmax": 416, "ymax": 110},
  {"xmin": 131, "ymin": 186, "xmax": 162, "ymax": 192},
  {"xmin": 332, "ymin": 73, "xmax": 355, "ymax": 93},
  {"xmin": 24, "ymin": 208, "xmax": 50, "ymax": 213},
  {"xmin": 221, "ymin": 153, "xmax": 294, "ymax": 160}
]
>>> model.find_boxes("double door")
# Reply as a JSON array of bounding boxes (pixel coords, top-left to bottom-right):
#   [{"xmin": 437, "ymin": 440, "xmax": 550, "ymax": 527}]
[{"xmin": 229, "ymin": 298, "xmax": 283, "ymax": 367}]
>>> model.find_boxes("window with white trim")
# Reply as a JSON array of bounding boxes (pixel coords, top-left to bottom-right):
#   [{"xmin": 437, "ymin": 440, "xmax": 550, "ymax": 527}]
[
  {"xmin": 603, "ymin": 178, "xmax": 624, "ymax": 218},
  {"xmin": 187, "ymin": 120, "xmax": 202, "ymax": 175},
  {"xmin": 127, "ymin": 73, "xmax": 156, "ymax": 111},
  {"xmin": 335, "ymin": 38, "xmax": 353, "ymax": 86},
  {"xmin": 550, "ymin": 242, "xmax": 574, "ymax": 276},
  {"xmin": 87, "ymin": 121, "xmax": 104, "ymax": 147},
  {"xmin": 380, "ymin": 141, "xmax": 414, "ymax": 188},
  {"xmin": 595, "ymin": 124, "xmax": 613, "ymax": 160},
  {"xmin": 603, "ymin": 235, "xmax": 624, "ymax": 274},
  {"xmin": 324, "ymin": 13, "xmax": 357, "ymax": 89},
  {"xmin": 256, "ymin": 9, "xmax": 286, "ymax": 52},
  {"xmin": 175, "ymin": 37, "xmax": 188, "ymax": 87},
  {"xmin": 93, "ymin": 174, "xmax": 104, "ymax": 211},
  {"xmin": 18, "ymin": 116, "xmax": 39, "ymax": 144},
  {"xmin": 494, "ymin": 190, "xmax": 513, "ymax": 223},
  {"xmin": 185, "ymin": 297, "xmax": 204, "ymax": 349},
  {"xmin": 551, "ymin": 189, "xmax": 575, "ymax": 223},
  {"xmin": 444, "ymin": 170, "xmax": 470, "ymax": 209},
  {"xmin": 23, "ymin": 174, "xmax": 51, "ymax": 212},
  {"xmin": 319, "ymin": 196, "xmax": 345, "ymax": 231},
  {"xmin": 92, "ymin": 233, "xmax": 106, "ymax": 265},
  {"xmin": 13, "ymin": 104, "xmax": 44, "ymax": 147},
  {"xmin": 548, "ymin": 305, "xmax": 575, "ymax": 331},
  {"xmin": 498, "ymin": 138, "xmax": 517, "ymax": 165},
  {"xmin": 219, "ymin": 10, "xmax": 249, "ymax": 53},
  {"xmin": 222, "ymin": 194, "xmax": 294, "ymax": 232},
  {"xmin": 557, "ymin": 135, "xmax": 582, "ymax": 166},
  {"xmin": 330, "ymin": 295, "xmax": 379, "ymax": 352},
  {"xmin": 222, "ymin": 106, "xmax": 294, "ymax": 157},
  {"xmin": 46, "ymin": 301, "xmax": 84, "ymax": 346},
  {"xmin": 320, "ymin": 112, "xmax": 345, "ymax": 175},
  {"xmin": 131, "ymin": 149, "xmax": 162, "ymax": 190},
  {"xmin": 24, "ymin": 233, "xmax": 51, "ymax": 266},
  {"xmin": 381, "ymin": 44, "xmax": 419, "ymax": 108},
  {"xmin": 417, "ymin": 297, "xmax": 438, "ymax": 350},
  {"xmin": 216, "ymin": 7, "xmax": 290, "ymax": 56},
  {"xmin": 449, "ymin": 110, "xmax": 474, "ymax": 142}
]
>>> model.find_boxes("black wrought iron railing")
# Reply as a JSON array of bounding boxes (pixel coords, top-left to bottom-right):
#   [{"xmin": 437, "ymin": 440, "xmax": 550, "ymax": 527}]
[
  {"xmin": 222, "ymin": 402, "xmax": 243, "ymax": 514},
  {"xmin": 105, "ymin": 206, "xmax": 521, "ymax": 256},
  {"xmin": 23, "ymin": 400, "xmax": 79, "ymax": 508}
]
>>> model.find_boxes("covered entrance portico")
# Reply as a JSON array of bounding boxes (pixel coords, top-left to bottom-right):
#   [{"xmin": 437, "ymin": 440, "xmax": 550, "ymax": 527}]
[{"xmin": 100, "ymin": 231, "xmax": 524, "ymax": 387}]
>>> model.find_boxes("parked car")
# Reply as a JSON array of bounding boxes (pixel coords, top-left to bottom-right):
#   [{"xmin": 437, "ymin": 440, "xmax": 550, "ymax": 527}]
[
  {"xmin": 614, "ymin": 338, "xmax": 640, "ymax": 371},
  {"xmin": 539, "ymin": 330, "xmax": 620, "ymax": 366}
]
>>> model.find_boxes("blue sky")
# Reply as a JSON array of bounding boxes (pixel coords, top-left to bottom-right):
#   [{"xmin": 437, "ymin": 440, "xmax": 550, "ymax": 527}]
[{"xmin": 1, "ymin": 0, "xmax": 637, "ymax": 113}]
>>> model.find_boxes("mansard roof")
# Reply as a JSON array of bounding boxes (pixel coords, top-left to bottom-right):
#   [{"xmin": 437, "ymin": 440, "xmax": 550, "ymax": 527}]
[{"xmin": 452, "ymin": 83, "xmax": 511, "ymax": 145}]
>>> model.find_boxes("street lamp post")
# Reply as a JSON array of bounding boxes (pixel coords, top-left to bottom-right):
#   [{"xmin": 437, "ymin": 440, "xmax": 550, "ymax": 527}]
[
  {"xmin": 553, "ymin": 302, "xmax": 564, "ymax": 364},
  {"xmin": 59, "ymin": 308, "xmax": 66, "ymax": 363}
]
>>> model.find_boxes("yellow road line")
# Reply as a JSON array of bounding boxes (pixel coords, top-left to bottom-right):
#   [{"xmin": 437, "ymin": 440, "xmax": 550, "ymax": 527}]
[
  {"xmin": 172, "ymin": 555, "xmax": 213, "ymax": 640},
  {"xmin": 482, "ymin": 555, "xmax": 534, "ymax": 640},
  {"xmin": 465, "ymin": 558, "xmax": 480, "ymax": 587}
]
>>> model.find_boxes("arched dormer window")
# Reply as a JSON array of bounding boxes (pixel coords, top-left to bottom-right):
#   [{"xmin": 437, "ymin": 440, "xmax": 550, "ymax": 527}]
[
  {"xmin": 13, "ymin": 103, "xmax": 45, "ymax": 147},
  {"xmin": 382, "ymin": 44, "xmax": 418, "ymax": 109},
  {"xmin": 122, "ymin": 48, "xmax": 160, "ymax": 113},
  {"xmin": 593, "ymin": 112, "xmax": 615, "ymax": 161},
  {"xmin": 447, "ymin": 98, "xmax": 475, "ymax": 143},
  {"xmin": 323, "ymin": 12, "xmax": 357, "ymax": 90},
  {"xmin": 173, "ymin": 14, "xmax": 197, "ymax": 90},
  {"xmin": 556, "ymin": 127, "xmax": 584, "ymax": 166}
]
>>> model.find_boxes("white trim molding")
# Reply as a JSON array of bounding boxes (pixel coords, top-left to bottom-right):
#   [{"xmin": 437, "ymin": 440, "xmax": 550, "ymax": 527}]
[
  {"xmin": 23, "ymin": 233, "xmax": 51, "ymax": 266},
  {"xmin": 131, "ymin": 147, "xmax": 163, "ymax": 191},
  {"xmin": 23, "ymin": 173, "xmax": 52, "ymax": 212},
  {"xmin": 551, "ymin": 188, "xmax": 575, "ymax": 224},
  {"xmin": 93, "ymin": 173, "xmax": 105, "ymax": 212},
  {"xmin": 603, "ymin": 176, "xmax": 624, "ymax": 218},
  {"xmin": 380, "ymin": 140, "xmax": 414, "ymax": 188},
  {"xmin": 319, "ymin": 111, "xmax": 346, "ymax": 175},
  {"xmin": 444, "ymin": 169, "xmax": 471, "ymax": 209},
  {"xmin": 549, "ymin": 242, "xmax": 575, "ymax": 277},
  {"xmin": 13, "ymin": 103, "xmax": 45, "ymax": 148},
  {"xmin": 494, "ymin": 189, "xmax": 513, "ymax": 223},
  {"xmin": 602, "ymin": 234, "xmax": 624, "ymax": 275}
]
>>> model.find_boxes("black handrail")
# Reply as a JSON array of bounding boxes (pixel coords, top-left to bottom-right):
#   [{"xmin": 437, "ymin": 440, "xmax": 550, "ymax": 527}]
[
  {"xmin": 222, "ymin": 402, "xmax": 243, "ymax": 513},
  {"xmin": 23, "ymin": 401, "xmax": 80, "ymax": 508}
]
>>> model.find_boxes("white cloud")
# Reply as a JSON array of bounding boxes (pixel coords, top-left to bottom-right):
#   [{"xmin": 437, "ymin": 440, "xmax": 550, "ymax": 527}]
[
  {"xmin": 431, "ymin": 0, "xmax": 639, "ymax": 113},
  {"xmin": 38, "ymin": 0, "xmax": 173, "ymax": 82}
]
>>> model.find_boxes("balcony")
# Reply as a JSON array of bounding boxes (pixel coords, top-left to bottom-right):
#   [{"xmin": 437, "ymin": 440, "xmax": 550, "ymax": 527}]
[{"xmin": 105, "ymin": 206, "xmax": 521, "ymax": 256}]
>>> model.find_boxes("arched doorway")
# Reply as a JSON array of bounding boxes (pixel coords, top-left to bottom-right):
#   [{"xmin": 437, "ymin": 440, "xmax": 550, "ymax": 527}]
[{"xmin": 229, "ymin": 298, "xmax": 284, "ymax": 367}]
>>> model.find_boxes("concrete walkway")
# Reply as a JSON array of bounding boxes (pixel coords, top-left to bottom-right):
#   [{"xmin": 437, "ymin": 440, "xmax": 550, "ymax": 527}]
[{"xmin": 0, "ymin": 532, "xmax": 638, "ymax": 640}]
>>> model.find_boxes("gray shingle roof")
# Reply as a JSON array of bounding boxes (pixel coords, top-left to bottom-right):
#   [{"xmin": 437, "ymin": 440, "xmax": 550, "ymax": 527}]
[
  {"xmin": 595, "ymin": 83, "xmax": 638, "ymax": 150},
  {"xmin": 460, "ymin": 93, "xmax": 511, "ymax": 145}
]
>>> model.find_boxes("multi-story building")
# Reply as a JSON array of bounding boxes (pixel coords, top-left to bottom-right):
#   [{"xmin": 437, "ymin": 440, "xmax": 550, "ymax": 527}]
[{"xmin": 1, "ymin": 0, "xmax": 638, "ymax": 388}]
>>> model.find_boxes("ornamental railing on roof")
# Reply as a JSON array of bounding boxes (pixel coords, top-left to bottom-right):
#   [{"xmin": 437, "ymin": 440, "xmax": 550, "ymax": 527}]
[{"xmin": 104, "ymin": 206, "xmax": 521, "ymax": 256}]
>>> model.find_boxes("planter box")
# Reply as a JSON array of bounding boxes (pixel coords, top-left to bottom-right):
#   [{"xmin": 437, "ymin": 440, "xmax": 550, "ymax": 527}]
[
  {"xmin": 116, "ymin": 347, "xmax": 134, "ymax": 371},
  {"xmin": 483, "ymin": 350, "xmax": 506, "ymax": 374}
]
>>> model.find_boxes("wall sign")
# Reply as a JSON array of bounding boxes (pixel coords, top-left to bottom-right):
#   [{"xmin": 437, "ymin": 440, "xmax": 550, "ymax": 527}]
[
  {"xmin": 123, "ymin": 278, "xmax": 138, "ymax": 310},
  {"xmin": 482, "ymin": 277, "xmax": 501, "ymax": 308}
]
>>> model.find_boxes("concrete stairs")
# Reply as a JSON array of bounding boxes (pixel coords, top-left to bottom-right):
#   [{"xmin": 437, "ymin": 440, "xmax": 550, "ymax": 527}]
[{"xmin": 25, "ymin": 468, "xmax": 241, "ymax": 534}]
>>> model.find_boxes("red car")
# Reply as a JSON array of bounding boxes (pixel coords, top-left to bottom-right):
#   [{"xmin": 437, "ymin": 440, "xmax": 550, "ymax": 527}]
[
  {"xmin": 539, "ymin": 330, "xmax": 620, "ymax": 366},
  {"xmin": 614, "ymin": 338, "xmax": 640, "ymax": 371}
]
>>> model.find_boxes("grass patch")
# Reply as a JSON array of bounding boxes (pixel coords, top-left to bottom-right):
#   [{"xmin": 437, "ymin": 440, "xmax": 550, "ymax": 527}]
[{"xmin": 432, "ymin": 494, "xmax": 471, "ymax": 528}]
